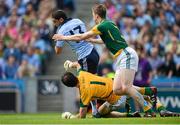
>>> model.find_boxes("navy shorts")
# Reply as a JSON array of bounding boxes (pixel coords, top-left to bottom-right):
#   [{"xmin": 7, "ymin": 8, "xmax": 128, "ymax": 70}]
[{"xmin": 78, "ymin": 48, "xmax": 99, "ymax": 74}]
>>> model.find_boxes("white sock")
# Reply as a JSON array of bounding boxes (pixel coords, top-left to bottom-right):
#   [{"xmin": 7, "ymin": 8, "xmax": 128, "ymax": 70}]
[{"xmin": 90, "ymin": 100, "xmax": 98, "ymax": 115}]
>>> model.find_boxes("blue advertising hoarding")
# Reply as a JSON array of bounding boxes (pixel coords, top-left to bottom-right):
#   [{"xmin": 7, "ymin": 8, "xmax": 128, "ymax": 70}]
[
  {"xmin": 157, "ymin": 89, "xmax": 180, "ymax": 112},
  {"xmin": 152, "ymin": 77, "xmax": 180, "ymax": 112}
]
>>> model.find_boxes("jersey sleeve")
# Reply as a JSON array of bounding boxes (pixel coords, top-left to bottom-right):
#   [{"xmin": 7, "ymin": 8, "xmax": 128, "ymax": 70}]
[
  {"xmin": 80, "ymin": 90, "xmax": 91, "ymax": 107},
  {"xmin": 55, "ymin": 41, "xmax": 64, "ymax": 47},
  {"xmin": 91, "ymin": 25, "xmax": 102, "ymax": 35}
]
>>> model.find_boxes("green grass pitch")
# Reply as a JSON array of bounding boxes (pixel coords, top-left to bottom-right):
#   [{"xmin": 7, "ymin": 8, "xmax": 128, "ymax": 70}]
[{"xmin": 0, "ymin": 113, "xmax": 179, "ymax": 124}]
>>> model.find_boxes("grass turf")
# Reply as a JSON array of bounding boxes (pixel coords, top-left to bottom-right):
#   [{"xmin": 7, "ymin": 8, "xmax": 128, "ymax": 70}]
[{"xmin": 0, "ymin": 113, "xmax": 179, "ymax": 124}]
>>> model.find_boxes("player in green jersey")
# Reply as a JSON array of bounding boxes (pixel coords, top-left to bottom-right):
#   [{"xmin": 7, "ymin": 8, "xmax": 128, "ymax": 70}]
[{"xmin": 52, "ymin": 4, "xmax": 155, "ymax": 117}]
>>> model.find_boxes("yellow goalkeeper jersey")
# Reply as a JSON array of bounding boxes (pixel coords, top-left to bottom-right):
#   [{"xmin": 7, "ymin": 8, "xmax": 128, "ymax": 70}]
[{"xmin": 78, "ymin": 70, "xmax": 121, "ymax": 107}]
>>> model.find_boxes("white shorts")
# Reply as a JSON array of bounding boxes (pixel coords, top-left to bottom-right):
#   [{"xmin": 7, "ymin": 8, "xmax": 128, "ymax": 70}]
[{"xmin": 114, "ymin": 47, "xmax": 139, "ymax": 72}]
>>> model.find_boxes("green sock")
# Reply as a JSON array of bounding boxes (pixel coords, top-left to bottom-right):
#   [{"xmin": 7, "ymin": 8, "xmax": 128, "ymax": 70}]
[
  {"xmin": 145, "ymin": 88, "xmax": 153, "ymax": 95},
  {"xmin": 145, "ymin": 108, "xmax": 153, "ymax": 113},
  {"xmin": 127, "ymin": 113, "xmax": 133, "ymax": 117},
  {"xmin": 157, "ymin": 106, "xmax": 166, "ymax": 112}
]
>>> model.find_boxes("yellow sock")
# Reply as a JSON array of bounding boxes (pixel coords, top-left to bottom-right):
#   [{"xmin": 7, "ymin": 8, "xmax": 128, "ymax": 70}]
[
  {"xmin": 144, "ymin": 105, "xmax": 151, "ymax": 112},
  {"xmin": 139, "ymin": 88, "xmax": 145, "ymax": 95},
  {"xmin": 143, "ymin": 100, "xmax": 152, "ymax": 112}
]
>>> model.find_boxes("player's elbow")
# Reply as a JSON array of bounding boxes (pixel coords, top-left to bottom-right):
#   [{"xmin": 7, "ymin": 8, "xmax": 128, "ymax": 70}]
[
  {"xmin": 55, "ymin": 50, "xmax": 61, "ymax": 54},
  {"xmin": 55, "ymin": 47, "xmax": 62, "ymax": 54}
]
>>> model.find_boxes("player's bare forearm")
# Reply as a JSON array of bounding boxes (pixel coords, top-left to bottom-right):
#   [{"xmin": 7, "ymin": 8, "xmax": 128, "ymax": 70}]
[
  {"xmin": 105, "ymin": 111, "xmax": 128, "ymax": 118},
  {"xmin": 70, "ymin": 107, "xmax": 87, "ymax": 119},
  {"xmin": 86, "ymin": 38, "xmax": 104, "ymax": 44},
  {"xmin": 52, "ymin": 31, "xmax": 96, "ymax": 42},
  {"xmin": 63, "ymin": 34, "xmax": 84, "ymax": 41},
  {"xmin": 79, "ymin": 107, "xmax": 87, "ymax": 118}
]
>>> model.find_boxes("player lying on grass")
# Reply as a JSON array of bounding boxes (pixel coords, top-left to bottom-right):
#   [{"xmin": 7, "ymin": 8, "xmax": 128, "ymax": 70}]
[
  {"xmin": 92, "ymin": 86, "xmax": 180, "ymax": 118},
  {"xmin": 61, "ymin": 60, "xmax": 158, "ymax": 119},
  {"xmin": 62, "ymin": 61, "xmax": 179, "ymax": 118}
]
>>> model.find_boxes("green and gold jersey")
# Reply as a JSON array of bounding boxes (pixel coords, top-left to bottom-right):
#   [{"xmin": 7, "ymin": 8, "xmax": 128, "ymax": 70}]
[
  {"xmin": 78, "ymin": 70, "xmax": 121, "ymax": 107},
  {"xmin": 91, "ymin": 20, "xmax": 128, "ymax": 56}
]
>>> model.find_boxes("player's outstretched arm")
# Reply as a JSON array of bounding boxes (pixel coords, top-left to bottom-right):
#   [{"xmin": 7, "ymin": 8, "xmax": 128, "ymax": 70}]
[
  {"xmin": 86, "ymin": 38, "xmax": 104, "ymax": 44},
  {"xmin": 52, "ymin": 31, "xmax": 97, "ymax": 42},
  {"xmin": 62, "ymin": 107, "xmax": 87, "ymax": 119}
]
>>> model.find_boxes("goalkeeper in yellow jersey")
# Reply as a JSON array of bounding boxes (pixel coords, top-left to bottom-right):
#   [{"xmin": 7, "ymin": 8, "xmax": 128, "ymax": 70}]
[{"xmin": 61, "ymin": 60, "xmax": 158, "ymax": 119}]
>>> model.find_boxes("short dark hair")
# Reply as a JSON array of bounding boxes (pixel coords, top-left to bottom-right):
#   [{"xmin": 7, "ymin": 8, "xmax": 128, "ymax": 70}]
[
  {"xmin": 52, "ymin": 10, "xmax": 67, "ymax": 20},
  {"xmin": 61, "ymin": 72, "xmax": 78, "ymax": 87},
  {"xmin": 92, "ymin": 4, "xmax": 106, "ymax": 19}
]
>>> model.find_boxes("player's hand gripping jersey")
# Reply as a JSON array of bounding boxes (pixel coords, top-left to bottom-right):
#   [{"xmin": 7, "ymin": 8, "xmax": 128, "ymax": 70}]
[
  {"xmin": 56, "ymin": 18, "xmax": 94, "ymax": 60},
  {"xmin": 78, "ymin": 70, "xmax": 121, "ymax": 107}
]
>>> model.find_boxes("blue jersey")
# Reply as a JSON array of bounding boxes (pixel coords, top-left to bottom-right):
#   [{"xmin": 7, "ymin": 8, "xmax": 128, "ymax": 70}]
[{"xmin": 56, "ymin": 18, "xmax": 94, "ymax": 60}]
